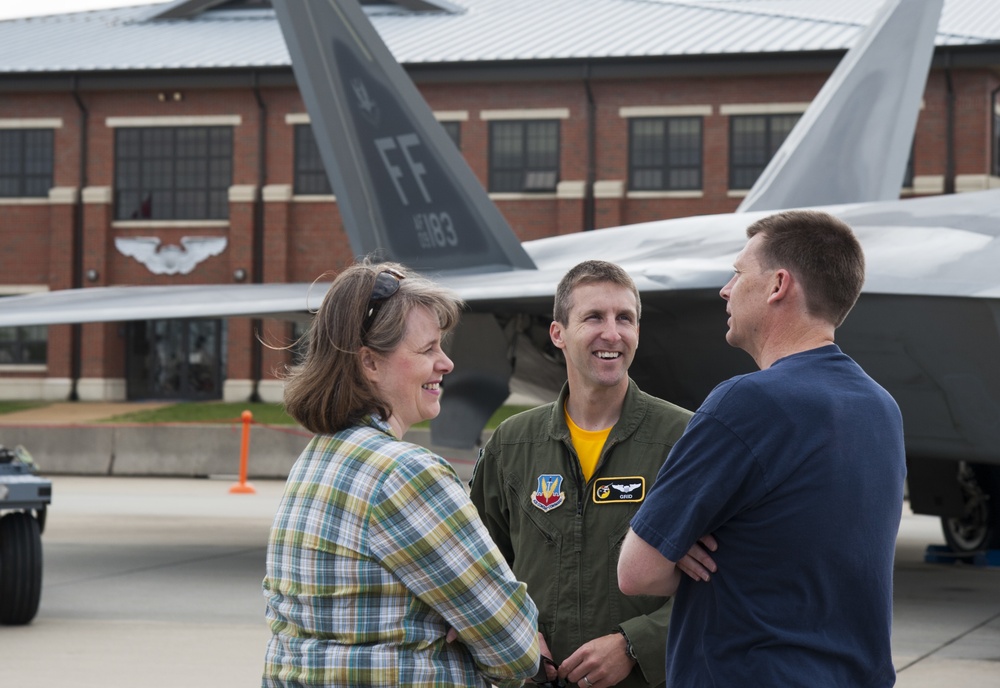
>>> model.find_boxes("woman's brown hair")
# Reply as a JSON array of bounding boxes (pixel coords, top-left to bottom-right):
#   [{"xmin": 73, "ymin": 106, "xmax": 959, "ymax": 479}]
[{"xmin": 283, "ymin": 260, "xmax": 463, "ymax": 435}]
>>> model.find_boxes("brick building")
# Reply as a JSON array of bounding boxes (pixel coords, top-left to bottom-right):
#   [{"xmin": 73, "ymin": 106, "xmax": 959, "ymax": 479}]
[{"xmin": 1, "ymin": 0, "xmax": 999, "ymax": 402}]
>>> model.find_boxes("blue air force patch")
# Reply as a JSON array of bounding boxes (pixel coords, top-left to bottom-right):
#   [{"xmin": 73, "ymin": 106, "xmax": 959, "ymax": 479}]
[
  {"xmin": 531, "ymin": 474, "xmax": 566, "ymax": 512},
  {"xmin": 593, "ymin": 476, "xmax": 646, "ymax": 504}
]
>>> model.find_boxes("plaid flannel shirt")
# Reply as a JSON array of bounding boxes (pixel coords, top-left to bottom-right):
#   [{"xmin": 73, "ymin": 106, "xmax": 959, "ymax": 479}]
[{"xmin": 262, "ymin": 416, "xmax": 539, "ymax": 687}]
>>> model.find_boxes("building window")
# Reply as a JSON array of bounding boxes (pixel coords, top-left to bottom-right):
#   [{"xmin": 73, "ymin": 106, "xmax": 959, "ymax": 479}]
[
  {"xmin": 489, "ymin": 120, "xmax": 559, "ymax": 193},
  {"xmin": 294, "ymin": 124, "xmax": 333, "ymax": 195},
  {"xmin": 0, "ymin": 129, "xmax": 54, "ymax": 198},
  {"xmin": 115, "ymin": 126, "xmax": 232, "ymax": 220},
  {"xmin": 628, "ymin": 117, "xmax": 702, "ymax": 191},
  {"xmin": 729, "ymin": 114, "xmax": 801, "ymax": 190},
  {"xmin": 0, "ymin": 325, "xmax": 46, "ymax": 365},
  {"xmin": 439, "ymin": 121, "xmax": 461, "ymax": 150}
]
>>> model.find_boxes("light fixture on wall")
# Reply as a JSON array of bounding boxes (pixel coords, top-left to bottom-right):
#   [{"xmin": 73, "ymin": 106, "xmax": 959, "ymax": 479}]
[
  {"xmin": 233, "ymin": 268, "xmax": 247, "ymax": 282},
  {"xmin": 86, "ymin": 269, "xmax": 99, "ymax": 282},
  {"xmin": 156, "ymin": 91, "xmax": 184, "ymax": 102}
]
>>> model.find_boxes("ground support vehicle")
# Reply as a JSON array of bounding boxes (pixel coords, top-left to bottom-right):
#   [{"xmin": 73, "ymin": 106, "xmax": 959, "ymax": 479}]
[{"xmin": 0, "ymin": 445, "xmax": 50, "ymax": 625}]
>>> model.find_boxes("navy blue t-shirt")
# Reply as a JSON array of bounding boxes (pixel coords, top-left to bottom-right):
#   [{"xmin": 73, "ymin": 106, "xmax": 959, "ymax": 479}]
[{"xmin": 630, "ymin": 345, "xmax": 905, "ymax": 687}]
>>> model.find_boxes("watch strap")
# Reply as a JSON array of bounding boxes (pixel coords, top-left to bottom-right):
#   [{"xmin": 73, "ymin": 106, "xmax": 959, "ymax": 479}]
[{"xmin": 617, "ymin": 626, "xmax": 638, "ymax": 661}]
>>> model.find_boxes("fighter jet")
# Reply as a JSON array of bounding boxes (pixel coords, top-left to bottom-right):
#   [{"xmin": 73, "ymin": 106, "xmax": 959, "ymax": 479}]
[{"xmin": 271, "ymin": 0, "xmax": 1000, "ymax": 557}]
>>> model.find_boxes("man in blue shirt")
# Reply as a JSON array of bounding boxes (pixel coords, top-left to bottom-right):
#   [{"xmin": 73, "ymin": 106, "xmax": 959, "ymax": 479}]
[{"xmin": 618, "ymin": 210, "xmax": 906, "ymax": 687}]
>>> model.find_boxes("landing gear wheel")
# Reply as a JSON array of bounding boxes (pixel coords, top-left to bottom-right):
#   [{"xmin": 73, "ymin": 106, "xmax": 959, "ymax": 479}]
[
  {"xmin": 0, "ymin": 512, "xmax": 43, "ymax": 625},
  {"xmin": 940, "ymin": 463, "xmax": 999, "ymax": 554},
  {"xmin": 941, "ymin": 503, "xmax": 992, "ymax": 552}
]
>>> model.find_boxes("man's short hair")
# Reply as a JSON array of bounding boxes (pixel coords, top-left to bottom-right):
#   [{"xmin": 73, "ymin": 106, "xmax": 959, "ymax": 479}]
[
  {"xmin": 553, "ymin": 260, "xmax": 641, "ymax": 325},
  {"xmin": 746, "ymin": 210, "xmax": 865, "ymax": 327}
]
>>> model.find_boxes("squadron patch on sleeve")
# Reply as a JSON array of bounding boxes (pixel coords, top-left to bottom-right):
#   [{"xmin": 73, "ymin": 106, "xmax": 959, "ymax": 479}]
[
  {"xmin": 593, "ymin": 476, "xmax": 646, "ymax": 504},
  {"xmin": 531, "ymin": 474, "xmax": 566, "ymax": 512}
]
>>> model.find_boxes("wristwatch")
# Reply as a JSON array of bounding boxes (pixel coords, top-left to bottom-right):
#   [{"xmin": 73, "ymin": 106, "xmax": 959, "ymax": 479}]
[{"xmin": 617, "ymin": 627, "xmax": 638, "ymax": 662}]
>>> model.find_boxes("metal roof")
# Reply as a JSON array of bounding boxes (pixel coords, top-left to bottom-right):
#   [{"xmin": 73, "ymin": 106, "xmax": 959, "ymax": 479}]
[{"xmin": 0, "ymin": 0, "xmax": 998, "ymax": 75}]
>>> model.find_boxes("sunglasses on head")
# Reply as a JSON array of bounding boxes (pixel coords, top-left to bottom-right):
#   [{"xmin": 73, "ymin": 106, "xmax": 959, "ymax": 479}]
[{"xmin": 361, "ymin": 268, "xmax": 405, "ymax": 337}]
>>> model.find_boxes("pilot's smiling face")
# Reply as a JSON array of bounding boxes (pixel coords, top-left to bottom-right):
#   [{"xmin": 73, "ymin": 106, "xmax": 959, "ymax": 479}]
[{"xmin": 551, "ymin": 282, "xmax": 638, "ymax": 393}]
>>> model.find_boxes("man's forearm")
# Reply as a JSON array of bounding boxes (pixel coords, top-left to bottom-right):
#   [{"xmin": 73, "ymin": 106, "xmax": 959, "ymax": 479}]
[{"xmin": 618, "ymin": 528, "xmax": 680, "ymax": 596}]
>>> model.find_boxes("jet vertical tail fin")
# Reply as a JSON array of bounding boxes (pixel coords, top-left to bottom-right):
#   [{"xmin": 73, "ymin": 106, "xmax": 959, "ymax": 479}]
[
  {"xmin": 271, "ymin": 0, "xmax": 536, "ymax": 273},
  {"xmin": 738, "ymin": 0, "xmax": 944, "ymax": 212}
]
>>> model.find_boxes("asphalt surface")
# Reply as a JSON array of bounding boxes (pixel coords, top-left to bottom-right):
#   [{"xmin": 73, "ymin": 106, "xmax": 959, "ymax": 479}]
[{"xmin": 1, "ymin": 475, "xmax": 998, "ymax": 687}]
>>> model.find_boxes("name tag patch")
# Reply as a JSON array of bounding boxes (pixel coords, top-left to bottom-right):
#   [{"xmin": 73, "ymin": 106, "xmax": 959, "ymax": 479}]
[{"xmin": 593, "ymin": 476, "xmax": 645, "ymax": 504}]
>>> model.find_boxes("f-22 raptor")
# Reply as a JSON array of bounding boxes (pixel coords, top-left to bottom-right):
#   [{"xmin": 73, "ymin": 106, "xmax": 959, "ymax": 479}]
[{"xmin": 270, "ymin": 0, "xmax": 1000, "ymax": 556}]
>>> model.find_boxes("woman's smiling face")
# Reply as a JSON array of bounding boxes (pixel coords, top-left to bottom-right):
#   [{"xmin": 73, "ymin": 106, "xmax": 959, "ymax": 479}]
[{"xmin": 365, "ymin": 306, "xmax": 454, "ymax": 437}]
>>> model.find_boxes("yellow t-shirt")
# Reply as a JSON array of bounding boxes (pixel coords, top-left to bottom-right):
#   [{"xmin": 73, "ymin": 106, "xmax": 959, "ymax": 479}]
[{"xmin": 565, "ymin": 406, "xmax": 612, "ymax": 482}]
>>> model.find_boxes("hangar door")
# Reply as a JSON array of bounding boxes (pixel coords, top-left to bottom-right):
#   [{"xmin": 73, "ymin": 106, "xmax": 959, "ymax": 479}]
[{"xmin": 126, "ymin": 319, "xmax": 224, "ymax": 400}]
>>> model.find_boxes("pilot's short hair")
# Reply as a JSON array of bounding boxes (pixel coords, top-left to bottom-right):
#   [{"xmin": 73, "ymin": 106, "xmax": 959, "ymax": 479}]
[
  {"xmin": 553, "ymin": 260, "xmax": 641, "ymax": 325},
  {"xmin": 746, "ymin": 210, "xmax": 865, "ymax": 327},
  {"xmin": 283, "ymin": 259, "xmax": 463, "ymax": 435}
]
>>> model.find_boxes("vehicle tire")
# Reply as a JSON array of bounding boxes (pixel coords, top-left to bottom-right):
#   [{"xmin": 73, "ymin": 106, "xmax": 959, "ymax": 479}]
[
  {"xmin": 0, "ymin": 511, "xmax": 43, "ymax": 625},
  {"xmin": 940, "ymin": 464, "xmax": 1000, "ymax": 554}
]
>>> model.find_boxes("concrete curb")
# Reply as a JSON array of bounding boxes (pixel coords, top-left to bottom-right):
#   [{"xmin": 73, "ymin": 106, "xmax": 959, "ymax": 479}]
[{"xmin": 2, "ymin": 424, "xmax": 486, "ymax": 482}]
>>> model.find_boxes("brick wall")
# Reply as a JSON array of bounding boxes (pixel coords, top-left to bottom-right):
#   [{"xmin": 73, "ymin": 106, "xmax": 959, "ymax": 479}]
[{"xmin": 0, "ymin": 63, "xmax": 997, "ymax": 400}]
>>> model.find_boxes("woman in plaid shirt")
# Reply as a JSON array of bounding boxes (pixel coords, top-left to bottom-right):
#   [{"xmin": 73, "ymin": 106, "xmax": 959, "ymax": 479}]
[{"xmin": 262, "ymin": 261, "xmax": 540, "ymax": 687}]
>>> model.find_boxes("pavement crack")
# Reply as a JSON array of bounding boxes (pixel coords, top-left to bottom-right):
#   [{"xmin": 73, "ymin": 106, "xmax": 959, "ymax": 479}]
[
  {"xmin": 44, "ymin": 546, "xmax": 265, "ymax": 588},
  {"xmin": 896, "ymin": 607, "xmax": 1000, "ymax": 672}
]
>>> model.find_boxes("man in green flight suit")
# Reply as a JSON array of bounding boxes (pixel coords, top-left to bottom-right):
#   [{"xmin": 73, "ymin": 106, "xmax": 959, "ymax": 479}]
[{"xmin": 470, "ymin": 260, "xmax": 698, "ymax": 688}]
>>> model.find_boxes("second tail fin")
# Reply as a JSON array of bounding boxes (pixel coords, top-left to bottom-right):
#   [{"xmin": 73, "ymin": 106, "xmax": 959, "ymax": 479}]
[{"xmin": 739, "ymin": 0, "xmax": 944, "ymax": 212}]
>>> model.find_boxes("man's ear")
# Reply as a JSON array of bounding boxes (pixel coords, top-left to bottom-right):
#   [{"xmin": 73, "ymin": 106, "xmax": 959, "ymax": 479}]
[
  {"xmin": 767, "ymin": 269, "xmax": 792, "ymax": 304},
  {"xmin": 359, "ymin": 346, "xmax": 380, "ymax": 383},
  {"xmin": 549, "ymin": 320, "xmax": 566, "ymax": 350}
]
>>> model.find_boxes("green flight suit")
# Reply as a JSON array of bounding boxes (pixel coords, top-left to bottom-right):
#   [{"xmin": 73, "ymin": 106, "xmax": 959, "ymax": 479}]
[{"xmin": 470, "ymin": 379, "xmax": 692, "ymax": 687}]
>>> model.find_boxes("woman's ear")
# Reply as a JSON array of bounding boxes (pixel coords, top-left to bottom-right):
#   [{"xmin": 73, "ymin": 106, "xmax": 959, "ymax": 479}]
[{"xmin": 359, "ymin": 346, "xmax": 380, "ymax": 383}]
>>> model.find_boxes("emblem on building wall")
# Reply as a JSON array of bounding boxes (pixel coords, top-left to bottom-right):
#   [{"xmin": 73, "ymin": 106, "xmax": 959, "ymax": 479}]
[{"xmin": 115, "ymin": 237, "xmax": 228, "ymax": 276}]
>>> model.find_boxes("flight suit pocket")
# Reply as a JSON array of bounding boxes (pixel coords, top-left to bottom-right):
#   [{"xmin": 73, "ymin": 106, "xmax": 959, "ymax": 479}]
[{"xmin": 508, "ymin": 474, "xmax": 564, "ymax": 631}]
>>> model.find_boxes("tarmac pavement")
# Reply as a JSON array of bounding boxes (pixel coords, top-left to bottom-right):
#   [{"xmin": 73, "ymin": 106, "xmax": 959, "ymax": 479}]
[{"xmin": 0, "ymin": 475, "xmax": 998, "ymax": 687}]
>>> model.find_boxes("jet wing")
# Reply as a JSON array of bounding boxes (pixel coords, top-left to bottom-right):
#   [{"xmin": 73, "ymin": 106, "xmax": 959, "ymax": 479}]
[{"xmin": 0, "ymin": 283, "xmax": 326, "ymax": 327}]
